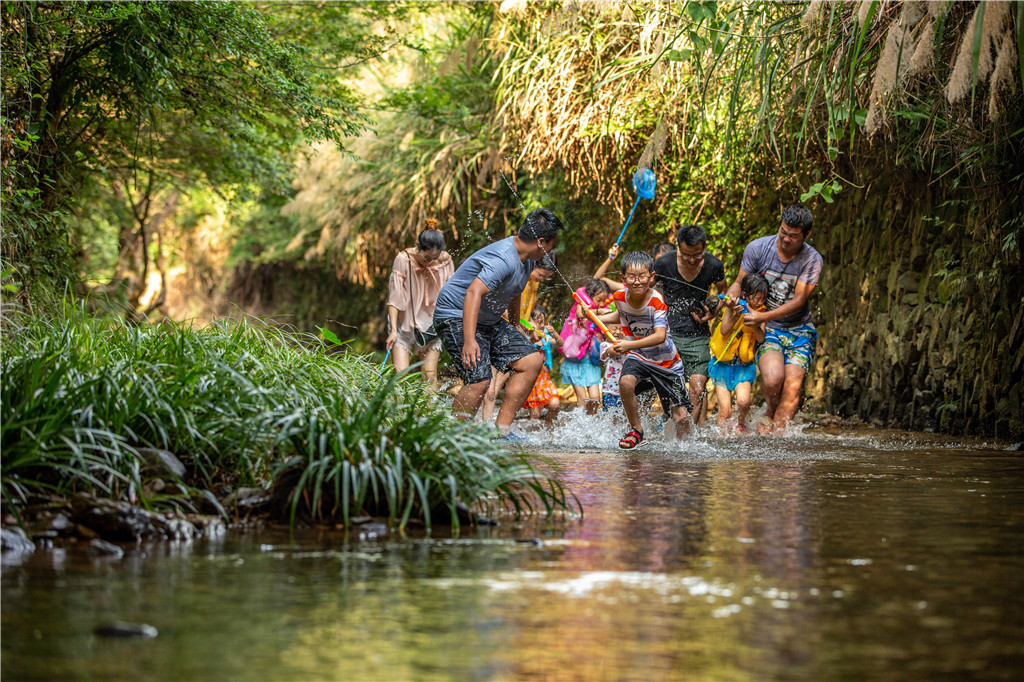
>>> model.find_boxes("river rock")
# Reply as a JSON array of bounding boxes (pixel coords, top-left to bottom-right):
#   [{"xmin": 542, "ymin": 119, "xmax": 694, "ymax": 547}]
[
  {"xmin": 88, "ymin": 539, "xmax": 124, "ymax": 558},
  {"xmin": 1, "ymin": 527, "xmax": 36, "ymax": 554},
  {"xmin": 94, "ymin": 622, "xmax": 158, "ymax": 639},
  {"xmin": 136, "ymin": 448, "xmax": 186, "ymax": 479},
  {"xmin": 222, "ymin": 487, "xmax": 270, "ymax": 509}
]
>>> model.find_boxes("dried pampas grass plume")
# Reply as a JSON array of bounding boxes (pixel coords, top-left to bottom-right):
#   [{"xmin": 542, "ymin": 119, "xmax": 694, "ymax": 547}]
[
  {"xmin": 927, "ymin": 1, "xmax": 950, "ymax": 19},
  {"xmin": 498, "ymin": 0, "xmax": 529, "ymax": 16},
  {"xmin": 989, "ymin": 29, "xmax": 1019, "ymax": 119},
  {"xmin": 857, "ymin": 0, "xmax": 876, "ymax": 27},
  {"xmin": 802, "ymin": 0, "xmax": 823, "ymax": 28},
  {"xmin": 864, "ymin": 2, "xmax": 927, "ymax": 135},
  {"xmin": 946, "ymin": 1, "xmax": 1011, "ymax": 104},
  {"xmin": 908, "ymin": 20, "xmax": 934, "ymax": 77},
  {"xmin": 638, "ymin": 118, "xmax": 669, "ymax": 171}
]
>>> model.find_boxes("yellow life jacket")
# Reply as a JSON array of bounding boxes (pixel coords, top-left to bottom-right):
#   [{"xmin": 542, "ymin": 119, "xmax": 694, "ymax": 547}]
[{"xmin": 710, "ymin": 320, "xmax": 760, "ymax": 365}]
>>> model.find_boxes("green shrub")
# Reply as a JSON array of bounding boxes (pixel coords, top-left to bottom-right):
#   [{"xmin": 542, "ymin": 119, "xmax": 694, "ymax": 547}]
[{"xmin": 0, "ymin": 304, "xmax": 577, "ymax": 530}]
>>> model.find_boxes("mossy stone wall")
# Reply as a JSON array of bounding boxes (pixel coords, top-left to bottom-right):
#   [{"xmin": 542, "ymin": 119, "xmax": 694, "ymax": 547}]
[{"xmin": 807, "ymin": 179, "xmax": 1023, "ymax": 438}]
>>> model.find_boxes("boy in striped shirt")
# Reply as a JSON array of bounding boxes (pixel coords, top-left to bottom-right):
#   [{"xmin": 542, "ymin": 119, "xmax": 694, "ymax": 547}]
[{"xmin": 600, "ymin": 251, "xmax": 693, "ymax": 449}]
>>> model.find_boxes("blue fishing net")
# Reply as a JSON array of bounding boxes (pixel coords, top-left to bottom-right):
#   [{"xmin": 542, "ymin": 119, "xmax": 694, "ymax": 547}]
[{"xmin": 633, "ymin": 168, "xmax": 656, "ymax": 199}]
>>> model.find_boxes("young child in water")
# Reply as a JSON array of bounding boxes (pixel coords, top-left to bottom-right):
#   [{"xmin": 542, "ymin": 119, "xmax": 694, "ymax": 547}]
[
  {"xmin": 559, "ymin": 278, "xmax": 613, "ymax": 415},
  {"xmin": 523, "ymin": 305, "xmax": 562, "ymax": 427},
  {"xmin": 599, "ymin": 252, "xmax": 693, "ymax": 449},
  {"xmin": 708, "ymin": 273, "xmax": 769, "ymax": 432},
  {"xmin": 599, "ymin": 324, "xmax": 626, "ymax": 419}
]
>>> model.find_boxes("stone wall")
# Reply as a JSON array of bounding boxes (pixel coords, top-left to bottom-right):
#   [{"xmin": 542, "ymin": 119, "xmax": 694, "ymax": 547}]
[{"xmin": 806, "ymin": 179, "xmax": 1023, "ymax": 438}]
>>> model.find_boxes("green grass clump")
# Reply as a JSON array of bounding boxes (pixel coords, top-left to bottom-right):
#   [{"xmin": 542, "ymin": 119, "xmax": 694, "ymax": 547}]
[{"xmin": 0, "ymin": 304, "xmax": 577, "ymax": 530}]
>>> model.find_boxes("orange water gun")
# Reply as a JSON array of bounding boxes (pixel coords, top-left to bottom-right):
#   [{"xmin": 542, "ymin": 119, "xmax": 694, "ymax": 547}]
[{"xmin": 573, "ymin": 292, "xmax": 616, "ymax": 343}]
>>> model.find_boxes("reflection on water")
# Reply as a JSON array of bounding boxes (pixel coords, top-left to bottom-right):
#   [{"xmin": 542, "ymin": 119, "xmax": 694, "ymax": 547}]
[{"xmin": 4, "ymin": 425, "xmax": 1024, "ymax": 680}]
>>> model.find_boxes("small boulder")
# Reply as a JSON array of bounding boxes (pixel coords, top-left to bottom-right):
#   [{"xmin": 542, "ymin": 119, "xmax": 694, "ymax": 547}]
[
  {"xmin": 136, "ymin": 448, "xmax": 186, "ymax": 479},
  {"xmin": 94, "ymin": 622, "xmax": 158, "ymax": 639},
  {"xmin": 1, "ymin": 527, "xmax": 36, "ymax": 554},
  {"xmin": 88, "ymin": 539, "xmax": 124, "ymax": 559}
]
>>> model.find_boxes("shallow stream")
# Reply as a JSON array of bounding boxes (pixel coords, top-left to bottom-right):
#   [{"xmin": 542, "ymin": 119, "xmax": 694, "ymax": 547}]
[{"xmin": 4, "ymin": 423, "xmax": 1023, "ymax": 680}]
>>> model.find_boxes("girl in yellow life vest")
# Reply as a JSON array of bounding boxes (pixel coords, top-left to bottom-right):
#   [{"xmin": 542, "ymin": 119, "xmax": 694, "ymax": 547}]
[{"xmin": 708, "ymin": 273, "xmax": 769, "ymax": 432}]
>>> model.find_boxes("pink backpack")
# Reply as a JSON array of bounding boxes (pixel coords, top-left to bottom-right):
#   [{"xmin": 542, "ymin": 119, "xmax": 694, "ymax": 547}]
[{"xmin": 558, "ymin": 287, "xmax": 596, "ymax": 360}]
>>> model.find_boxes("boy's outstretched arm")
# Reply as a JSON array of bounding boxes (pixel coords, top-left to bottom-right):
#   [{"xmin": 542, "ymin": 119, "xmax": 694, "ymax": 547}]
[{"xmin": 594, "ymin": 245, "xmax": 625, "ymax": 292}]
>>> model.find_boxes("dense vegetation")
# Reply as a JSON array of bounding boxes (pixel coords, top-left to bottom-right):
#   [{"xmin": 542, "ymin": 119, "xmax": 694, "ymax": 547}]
[
  {"xmin": 2, "ymin": 0, "xmax": 1022, "ymax": 455},
  {"xmin": 1, "ymin": 305, "xmax": 575, "ymax": 528}
]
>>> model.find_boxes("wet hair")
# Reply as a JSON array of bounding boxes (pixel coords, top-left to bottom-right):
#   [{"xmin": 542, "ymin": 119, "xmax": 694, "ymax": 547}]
[
  {"xmin": 675, "ymin": 224, "xmax": 707, "ymax": 248},
  {"xmin": 417, "ymin": 218, "xmax": 446, "ymax": 251},
  {"xmin": 619, "ymin": 250, "xmax": 654, "ymax": 275},
  {"xmin": 584, "ymin": 278, "xmax": 610, "ymax": 300},
  {"xmin": 651, "ymin": 241, "xmax": 675, "ymax": 260},
  {"xmin": 536, "ymin": 251, "xmax": 558, "ymax": 271},
  {"xmin": 531, "ymin": 304, "xmax": 547, "ymax": 319},
  {"xmin": 518, "ymin": 208, "xmax": 565, "ymax": 241},
  {"xmin": 780, "ymin": 205, "xmax": 813, "ymax": 235},
  {"xmin": 740, "ymin": 272, "xmax": 769, "ymax": 300}
]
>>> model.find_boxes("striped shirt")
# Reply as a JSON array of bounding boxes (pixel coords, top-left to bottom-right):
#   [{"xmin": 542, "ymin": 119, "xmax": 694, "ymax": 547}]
[{"xmin": 612, "ymin": 288, "xmax": 685, "ymax": 375}]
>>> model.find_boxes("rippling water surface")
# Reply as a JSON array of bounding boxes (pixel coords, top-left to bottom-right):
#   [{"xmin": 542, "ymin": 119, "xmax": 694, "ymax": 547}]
[{"xmin": 4, "ymin": 420, "xmax": 1023, "ymax": 680}]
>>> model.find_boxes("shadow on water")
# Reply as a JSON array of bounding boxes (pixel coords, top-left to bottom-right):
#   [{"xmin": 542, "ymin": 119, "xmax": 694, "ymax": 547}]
[{"xmin": 3, "ymin": 420, "xmax": 1023, "ymax": 680}]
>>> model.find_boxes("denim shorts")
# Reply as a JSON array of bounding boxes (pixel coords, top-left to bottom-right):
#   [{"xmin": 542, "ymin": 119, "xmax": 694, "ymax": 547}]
[
  {"xmin": 757, "ymin": 324, "xmax": 817, "ymax": 372},
  {"xmin": 435, "ymin": 317, "xmax": 539, "ymax": 386}
]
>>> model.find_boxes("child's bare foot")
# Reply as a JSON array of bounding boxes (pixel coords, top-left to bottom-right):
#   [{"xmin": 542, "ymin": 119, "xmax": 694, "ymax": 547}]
[{"xmin": 756, "ymin": 417, "xmax": 774, "ymax": 435}]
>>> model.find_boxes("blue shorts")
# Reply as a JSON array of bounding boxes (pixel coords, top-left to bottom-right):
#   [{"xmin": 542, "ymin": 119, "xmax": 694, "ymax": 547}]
[
  {"xmin": 561, "ymin": 357, "xmax": 602, "ymax": 387},
  {"xmin": 435, "ymin": 317, "xmax": 539, "ymax": 386},
  {"xmin": 708, "ymin": 358, "xmax": 757, "ymax": 391},
  {"xmin": 757, "ymin": 324, "xmax": 817, "ymax": 372}
]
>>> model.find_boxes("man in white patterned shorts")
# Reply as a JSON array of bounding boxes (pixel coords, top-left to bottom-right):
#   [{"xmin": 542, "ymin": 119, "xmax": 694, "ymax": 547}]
[{"xmin": 727, "ymin": 205, "xmax": 823, "ymax": 434}]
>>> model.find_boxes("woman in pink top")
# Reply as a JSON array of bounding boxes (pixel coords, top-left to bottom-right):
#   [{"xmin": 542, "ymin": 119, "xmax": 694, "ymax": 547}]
[{"xmin": 385, "ymin": 219, "xmax": 454, "ymax": 384}]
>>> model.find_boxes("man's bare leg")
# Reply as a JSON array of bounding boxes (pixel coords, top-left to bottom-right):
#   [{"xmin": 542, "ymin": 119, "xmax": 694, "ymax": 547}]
[
  {"xmin": 495, "ymin": 354, "xmax": 543, "ymax": 431},
  {"xmin": 453, "ymin": 380, "xmax": 490, "ymax": 421}
]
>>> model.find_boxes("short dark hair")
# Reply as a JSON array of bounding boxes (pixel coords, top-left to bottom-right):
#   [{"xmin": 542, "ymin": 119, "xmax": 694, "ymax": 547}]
[
  {"xmin": 620, "ymin": 250, "xmax": 654, "ymax": 274},
  {"xmin": 651, "ymin": 241, "xmax": 675, "ymax": 260},
  {"xmin": 518, "ymin": 208, "xmax": 565, "ymax": 241},
  {"xmin": 741, "ymin": 272, "xmax": 769, "ymax": 300},
  {"xmin": 676, "ymin": 224, "xmax": 707, "ymax": 248},
  {"xmin": 781, "ymin": 205, "xmax": 813, "ymax": 235},
  {"xmin": 417, "ymin": 229, "xmax": 446, "ymax": 252},
  {"xmin": 531, "ymin": 303, "xmax": 547, "ymax": 318},
  {"xmin": 536, "ymin": 251, "xmax": 558, "ymax": 271},
  {"xmin": 584, "ymin": 278, "xmax": 610, "ymax": 299}
]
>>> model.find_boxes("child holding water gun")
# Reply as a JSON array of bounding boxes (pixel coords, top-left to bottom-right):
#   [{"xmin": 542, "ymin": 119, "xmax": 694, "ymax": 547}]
[
  {"xmin": 559, "ymin": 279, "xmax": 613, "ymax": 415},
  {"xmin": 523, "ymin": 304, "xmax": 562, "ymax": 427},
  {"xmin": 708, "ymin": 273, "xmax": 769, "ymax": 432},
  {"xmin": 598, "ymin": 252, "xmax": 693, "ymax": 449}
]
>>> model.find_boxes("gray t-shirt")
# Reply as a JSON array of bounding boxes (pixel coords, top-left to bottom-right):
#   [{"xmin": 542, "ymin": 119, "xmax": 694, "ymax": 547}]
[
  {"xmin": 433, "ymin": 237, "xmax": 535, "ymax": 325},
  {"xmin": 740, "ymin": 235, "xmax": 823, "ymax": 329}
]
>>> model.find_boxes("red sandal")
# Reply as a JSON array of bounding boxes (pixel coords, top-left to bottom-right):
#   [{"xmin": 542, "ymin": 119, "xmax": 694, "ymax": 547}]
[{"xmin": 619, "ymin": 429, "xmax": 645, "ymax": 450}]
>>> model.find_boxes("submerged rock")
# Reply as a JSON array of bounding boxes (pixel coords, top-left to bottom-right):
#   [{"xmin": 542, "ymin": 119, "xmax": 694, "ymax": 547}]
[
  {"xmin": 88, "ymin": 539, "xmax": 124, "ymax": 558},
  {"xmin": 94, "ymin": 622, "xmax": 158, "ymax": 639},
  {"xmin": 1, "ymin": 527, "xmax": 36, "ymax": 554}
]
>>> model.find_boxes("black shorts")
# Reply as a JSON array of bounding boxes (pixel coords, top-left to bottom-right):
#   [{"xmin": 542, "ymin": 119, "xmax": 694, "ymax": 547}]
[
  {"xmin": 620, "ymin": 357, "xmax": 693, "ymax": 412},
  {"xmin": 435, "ymin": 317, "xmax": 539, "ymax": 386}
]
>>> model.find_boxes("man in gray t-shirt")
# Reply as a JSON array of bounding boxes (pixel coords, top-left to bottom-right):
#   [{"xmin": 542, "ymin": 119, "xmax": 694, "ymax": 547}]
[
  {"xmin": 433, "ymin": 208, "xmax": 564, "ymax": 438},
  {"xmin": 727, "ymin": 204, "xmax": 823, "ymax": 434}
]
